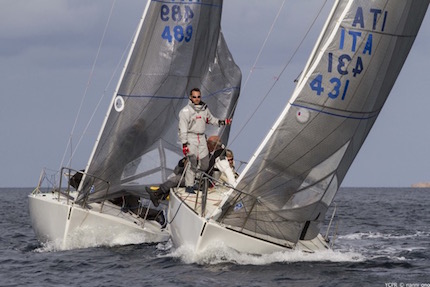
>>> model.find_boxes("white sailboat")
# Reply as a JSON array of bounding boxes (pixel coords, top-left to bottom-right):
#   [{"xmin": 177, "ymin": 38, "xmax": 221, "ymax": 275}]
[
  {"xmin": 29, "ymin": 0, "xmax": 241, "ymax": 249},
  {"xmin": 167, "ymin": 0, "xmax": 430, "ymax": 254}
]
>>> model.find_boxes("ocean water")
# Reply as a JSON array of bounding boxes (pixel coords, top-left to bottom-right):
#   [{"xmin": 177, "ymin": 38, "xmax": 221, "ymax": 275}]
[{"xmin": 1, "ymin": 187, "xmax": 429, "ymax": 287}]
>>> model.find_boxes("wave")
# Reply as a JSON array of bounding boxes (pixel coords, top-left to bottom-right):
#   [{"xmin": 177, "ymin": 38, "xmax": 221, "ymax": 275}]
[
  {"xmin": 338, "ymin": 230, "xmax": 429, "ymax": 240},
  {"xmin": 333, "ymin": 231, "xmax": 430, "ymax": 262}
]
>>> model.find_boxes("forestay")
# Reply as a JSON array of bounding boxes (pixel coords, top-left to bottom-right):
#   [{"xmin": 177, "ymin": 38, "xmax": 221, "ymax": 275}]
[
  {"xmin": 218, "ymin": 0, "xmax": 429, "ymax": 245},
  {"xmin": 78, "ymin": 0, "xmax": 241, "ymax": 203}
]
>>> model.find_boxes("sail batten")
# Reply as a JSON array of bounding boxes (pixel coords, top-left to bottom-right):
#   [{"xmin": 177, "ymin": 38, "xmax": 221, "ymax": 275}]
[{"xmin": 221, "ymin": 0, "xmax": 429, "ymax": 245}]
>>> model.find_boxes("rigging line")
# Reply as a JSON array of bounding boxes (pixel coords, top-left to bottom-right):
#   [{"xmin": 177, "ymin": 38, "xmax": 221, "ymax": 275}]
[
  {"xmin": 222, "ymin": 0, "xmax": 286, "ymax": 148},
  {"xmin": 227, "ymin": 0, "xmax": 329, "ymax": 147},
  {"xmin": 201, "ymin": 1, "xmax": 288, "ymax": 156},
  {"xmin": 167, "ymin": 161, "xmax": 192, "ymax": 225},
  {"xmin": 241, "ymin": 0, "xmax": 287, "ymax": 93},
  {"xmin": 59, "ymin": 0, "xmax": 117, "ymax": 170},
  {"xmin": 66, "ymin": 23, "xmax": 137, "ymax": 167}
]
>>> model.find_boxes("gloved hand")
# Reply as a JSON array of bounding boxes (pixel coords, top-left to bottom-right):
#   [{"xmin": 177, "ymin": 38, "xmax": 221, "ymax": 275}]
[
  {"xmin": 218, "ymin": 118, "xmax": 232, "ymax": 126},
  {"xmin": 182, "ymin": 143, "xmax": 189, "ymax": 156}
]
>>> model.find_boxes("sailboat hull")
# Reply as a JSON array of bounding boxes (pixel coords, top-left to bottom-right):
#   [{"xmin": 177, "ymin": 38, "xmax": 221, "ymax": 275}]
[
  {"xmin": 28, "ymin": 192, "xmax": 169, "ymax": 249},
  {"xmin": 167, "ymin": 191, "xmax": 329, "ymax": 254}
]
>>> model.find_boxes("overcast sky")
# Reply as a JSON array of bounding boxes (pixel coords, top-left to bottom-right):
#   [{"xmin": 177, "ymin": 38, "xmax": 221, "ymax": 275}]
[{"xmin": 1, "ymin": 0, "xmax": 429, "ymax": 188}]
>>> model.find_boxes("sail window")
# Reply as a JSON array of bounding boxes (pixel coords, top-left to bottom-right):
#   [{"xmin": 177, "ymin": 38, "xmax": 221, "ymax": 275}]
[
  {"xmin": 282, "ymin": 174, "xmax": 333, "ymax": 209},
  {"xmin": 282, "ymin": 141, "xmax": 349, "ymax": 209},
  {"xmin": 321, "ymin": 175, "xmax": 338, "ymax": 206},
  {"xmin": 121, "ymin": 147, "xmax": 181, "ymax": 185},
  {"xmin": 122, "ymin": 148, "xmax": 161, "ymax": 180}
]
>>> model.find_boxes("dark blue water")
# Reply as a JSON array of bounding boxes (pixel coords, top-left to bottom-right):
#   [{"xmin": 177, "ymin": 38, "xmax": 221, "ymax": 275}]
[{"xmin": 1, "ymin": 187, "xmax": 429, "ymax": 286}]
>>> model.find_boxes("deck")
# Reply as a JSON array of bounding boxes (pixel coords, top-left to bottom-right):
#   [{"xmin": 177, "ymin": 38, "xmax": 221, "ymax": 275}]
[{"xmin": 172, "ymin": 184, "xmax": 231, "ymax": 218}]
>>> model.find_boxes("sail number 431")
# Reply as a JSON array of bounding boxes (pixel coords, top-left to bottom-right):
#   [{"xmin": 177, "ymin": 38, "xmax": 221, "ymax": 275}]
[
  {"xmin": 160, "ymin": 4, "xmax": 194, "ymax": 43},
  {"xmin": 310, "ymin": 75, "xmax": 350, "ymax": 100},
  {"xmin": 310, "ymin": 53, "xmax": 364, "ymax": 100}
]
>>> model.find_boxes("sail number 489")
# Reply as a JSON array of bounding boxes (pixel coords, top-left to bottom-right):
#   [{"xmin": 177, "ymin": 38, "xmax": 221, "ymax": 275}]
[
  {"xmin": 162, "ymin": 26, "xmax": 192, "ymax": 43},
  {"xmin": 160, "ymin": 4, "xmax": 194, "ymax": 43}
]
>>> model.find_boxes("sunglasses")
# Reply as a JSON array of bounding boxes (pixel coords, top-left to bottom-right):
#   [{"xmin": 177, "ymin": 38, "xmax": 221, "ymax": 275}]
[
  {"xmin": 192, "ymin": 96, "xmax": 201, "ymax": 99},
  {"xmin": 227, "ymin": 158, "xmax": 234, "ymax": 162}
]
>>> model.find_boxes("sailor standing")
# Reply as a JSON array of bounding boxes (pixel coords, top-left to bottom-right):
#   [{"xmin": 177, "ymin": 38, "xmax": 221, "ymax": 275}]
[{"xmin": 178, "ymin": 88, "xmax": 231, "ymax": 193}]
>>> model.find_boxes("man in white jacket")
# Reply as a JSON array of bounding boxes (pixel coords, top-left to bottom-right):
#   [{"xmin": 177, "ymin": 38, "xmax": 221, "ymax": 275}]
[
  {"xmin": 178, "ymin": 88, "xmax": 231, "ymax": 194},
  {"xmin": 206, "ymin": 136, "xmax": 236, "ymax": 186}
]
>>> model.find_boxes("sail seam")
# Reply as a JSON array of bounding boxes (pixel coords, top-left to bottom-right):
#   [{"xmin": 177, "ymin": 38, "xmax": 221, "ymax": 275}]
[
  {"xmin": 339, "ymin": 25, "xmax": 420, "ymax": 39},
  {"xmin": 291, "ymin": 103, "xmax": 379, "ymax": 120},
  {"xmin": 117, "ymin": 86, "xmax": 240, "ymax": 99},
  {"xmin": 151, "ymin": 0, "xmax": 221, "ymax": 8}
]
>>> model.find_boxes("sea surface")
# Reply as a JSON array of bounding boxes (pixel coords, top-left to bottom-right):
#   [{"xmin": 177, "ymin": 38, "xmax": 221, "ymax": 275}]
[{"xmin": 1, "ymin": 187, "xmax": 429, "ymax": 287}]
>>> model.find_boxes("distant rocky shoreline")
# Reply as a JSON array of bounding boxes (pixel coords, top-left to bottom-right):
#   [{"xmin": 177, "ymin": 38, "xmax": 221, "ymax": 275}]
[{"xmin": 411, "ymin": 182, "xmax": 430, "ymax": 188}]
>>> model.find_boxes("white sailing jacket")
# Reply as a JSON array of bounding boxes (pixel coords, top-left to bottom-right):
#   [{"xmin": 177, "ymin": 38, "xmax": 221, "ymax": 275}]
[{"xmin": 178, "ymin": 101, "xmax": 220, "ymax": 158}]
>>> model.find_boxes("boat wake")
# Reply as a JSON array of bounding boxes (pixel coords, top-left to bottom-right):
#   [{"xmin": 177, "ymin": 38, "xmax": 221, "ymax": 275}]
[{"xmin": 157, "ymin": 240, "xmax": 364, "ymax": 265}]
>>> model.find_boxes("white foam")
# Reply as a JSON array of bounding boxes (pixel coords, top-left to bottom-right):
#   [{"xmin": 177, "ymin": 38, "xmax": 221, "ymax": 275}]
[
  {"xmin": 158, "ymin": 240, "xmax": 364, "ymax": 265},
  {"xmin": 34, "ymin": 226, "xmax": 150, "ymax": 252}
]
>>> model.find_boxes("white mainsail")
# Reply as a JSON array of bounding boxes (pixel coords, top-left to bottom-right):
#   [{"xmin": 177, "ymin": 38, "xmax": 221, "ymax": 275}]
[
  {"xmin": 218, "ymin": 0, "xmax": 429, "ymax": 245},
  {"xmin": 78, "ymin": 0, "xmax": 241, "ymax": 203}
]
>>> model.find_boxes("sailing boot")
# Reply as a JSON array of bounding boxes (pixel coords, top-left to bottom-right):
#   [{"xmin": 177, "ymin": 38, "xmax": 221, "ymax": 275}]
[
  {"xmin": 145, "ymin": 186, "xmax": 163, "ymax": 207},
  {"xmin": 159, "ymin": 185, "xmax": 170, "ymax": 200},
  {"xmin": 185, "ymin": 186, "xmax": 195, "ymax": 194},
  {"xmin": 155, "ymin": 211, "xmax": 167, "ymax": 229}
]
